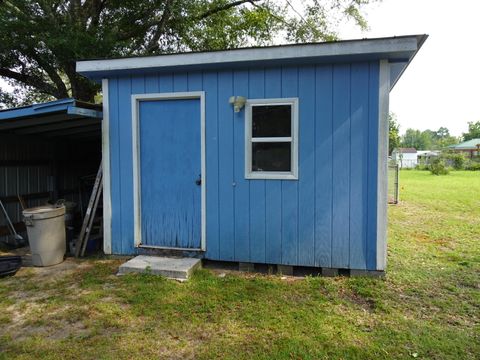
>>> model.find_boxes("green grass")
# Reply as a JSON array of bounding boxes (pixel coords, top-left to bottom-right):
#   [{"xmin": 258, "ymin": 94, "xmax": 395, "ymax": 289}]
[{"xmin": 0, "ymin": 170, "xmax": 478, "ymax": 359}]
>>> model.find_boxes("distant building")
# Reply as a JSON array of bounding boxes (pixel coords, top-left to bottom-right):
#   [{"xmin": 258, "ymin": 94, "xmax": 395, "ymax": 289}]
[
  {"xmin": 448, "ymin": 138, "xmax": 480, "ymax": 158},
  {"xmin": 417, "ymin": 150, "xmax": 440, "ymax": 165},
  {"xmin": 392, "ymin": 148, "xmax": 418, "ymax": 168}
]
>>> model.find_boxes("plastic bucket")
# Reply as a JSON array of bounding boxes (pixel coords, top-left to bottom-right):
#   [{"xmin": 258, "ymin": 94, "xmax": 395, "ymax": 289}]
[{"xmin": 23, "ymin": 205, "xmax": 66, "ymax": 267}]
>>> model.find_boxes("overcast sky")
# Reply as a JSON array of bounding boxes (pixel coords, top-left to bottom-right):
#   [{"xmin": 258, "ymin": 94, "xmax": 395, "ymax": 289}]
[{"xmin": 336, "ymin": 0, "xmax": 480, "ymax": 137}]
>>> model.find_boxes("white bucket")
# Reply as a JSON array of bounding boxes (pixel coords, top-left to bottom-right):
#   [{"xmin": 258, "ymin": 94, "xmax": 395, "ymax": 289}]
[{"xmin": 23, "ymin": 205, "xmax": 66, "ymax": 267}]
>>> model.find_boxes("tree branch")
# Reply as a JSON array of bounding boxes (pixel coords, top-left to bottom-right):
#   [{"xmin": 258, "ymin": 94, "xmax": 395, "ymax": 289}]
[
  {"xmin": 145, "ymin": 0, "xmax": 175, "ymax": 53},
  {"xmin": 196, "ymin": 0, "xmax": 260, "ymax": 21},
  {"xmin": 0, "ymin": 68, "xmax": 64, "ymax": 98},
  {"xmin": 37, "ymin": 62, "xmax": 68, "ymax": 97},
  {"xmin": 248, "ymin": 1, "xmax": 287, "ymax": 25},
  {"xmin": 83, "ymin": 0, "xmax": 106, "ymax": 29}
]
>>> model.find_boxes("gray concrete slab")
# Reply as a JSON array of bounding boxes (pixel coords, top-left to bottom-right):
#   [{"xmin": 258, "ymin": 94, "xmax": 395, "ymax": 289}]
[{"xmin": 118, "ymin": 255, "xmax": 201, "ymax": 281}]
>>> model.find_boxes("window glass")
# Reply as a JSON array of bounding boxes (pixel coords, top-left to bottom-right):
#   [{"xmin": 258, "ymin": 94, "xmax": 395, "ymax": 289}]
[
  {"xmin": 252, "ymin": 105, "xmax": 291, "ymax": 138},
  {"xmin": 252, "ymin": 142, "xmax": 291, "ymax": 172},
  {"xmin": 245, "ymin": 99, "xmax": 298, "ymax": 179}
]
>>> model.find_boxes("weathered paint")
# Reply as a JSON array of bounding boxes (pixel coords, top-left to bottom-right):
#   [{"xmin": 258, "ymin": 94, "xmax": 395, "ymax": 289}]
[
  {"xmin": 107, "ymin": 62, "xmax": 381, "ymax": 270},
  {"xmin": 138, "ymin": 98, "xmax": 201, "ymax": 249}
]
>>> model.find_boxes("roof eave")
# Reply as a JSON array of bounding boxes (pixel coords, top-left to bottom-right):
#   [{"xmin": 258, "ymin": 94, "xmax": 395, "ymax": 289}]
[
  {"xmin": 76, "ymin": 35, "xmax": 427, "ymax": 81},
  {"xmin": 0, "ymin": 98, "xmax": 102, "ymax": 121},
  {"xmin": 389, "ymin": 34, "xmax": 428, "ymax": 90}
]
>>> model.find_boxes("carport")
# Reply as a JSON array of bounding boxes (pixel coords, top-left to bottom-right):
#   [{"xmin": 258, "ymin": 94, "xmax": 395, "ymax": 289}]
[{"xmin": 0, "ymin": 98, "xmax": 102, "ymax": 246}]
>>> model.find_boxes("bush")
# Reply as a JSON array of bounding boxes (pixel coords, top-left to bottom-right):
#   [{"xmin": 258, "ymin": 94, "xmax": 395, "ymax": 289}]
[
  {"xmin": 451, "ymin": 154, "xmax": 465, "ymax": 170},
  {"xmin": 444, "ymin": 152, "xmax": 466, "ymax": 170},
  {"xmin": 464, "ymin": 161, "xmax": 480, "ymax": 171},
  {"xmin": 430, "ymin": 158, "xmax": 449, "ymax": 175}
]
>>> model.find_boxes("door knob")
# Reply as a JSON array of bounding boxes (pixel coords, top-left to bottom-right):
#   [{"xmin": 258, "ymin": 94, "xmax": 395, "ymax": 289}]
[{"xmin": 195, "ymin": 175, "xmax": 202, "ymax": 186}]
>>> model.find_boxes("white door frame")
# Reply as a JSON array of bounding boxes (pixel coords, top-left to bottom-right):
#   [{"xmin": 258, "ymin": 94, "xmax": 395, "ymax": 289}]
[
  {"xmin": 101, "ymin": 79, "xmax": 112, "ymax": 254},
  {"xmin": 131, "ymin": 91, "xmax": 206, "ymax": 251}
]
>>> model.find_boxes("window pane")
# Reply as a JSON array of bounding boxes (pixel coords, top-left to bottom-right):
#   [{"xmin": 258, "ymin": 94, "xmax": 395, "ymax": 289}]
[
  {"xmin": 252, "ymin": 142, "xmax": 291, "ymax": 172},
  {"xmin": 252, "ymin": 105, "xmax": 291, "ymax": 137}
]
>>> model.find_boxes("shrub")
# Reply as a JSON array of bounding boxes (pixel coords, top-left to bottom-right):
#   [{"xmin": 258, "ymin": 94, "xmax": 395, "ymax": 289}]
[
  {"xmin": 452, "ymin": 155, "xmax": 465, "ymax": 169},
  {"xmin": 464, "ymin": 161, "xmax": 480, "ymax": 171},
  {"xmin": 444, "ymin": 152, "xmax": 466, "ymax": 170},
  {"xmin": 430, "ymin": 158, "xmax": 449, "ymax": 175}
]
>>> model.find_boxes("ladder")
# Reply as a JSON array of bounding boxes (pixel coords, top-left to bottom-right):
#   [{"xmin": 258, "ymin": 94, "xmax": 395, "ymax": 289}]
[{"xmin": 75, "ymin": 162, "xmax": 103, "ymax": 257}]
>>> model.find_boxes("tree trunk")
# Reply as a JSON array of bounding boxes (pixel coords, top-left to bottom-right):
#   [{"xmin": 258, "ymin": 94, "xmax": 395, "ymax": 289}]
[
  {"xmin": 71, "ymin": 77, "xmax": 98, "ymax": 103},
  {"xmin": 65, "ymin": 62, "xmax": 98, "ymax": 102}
]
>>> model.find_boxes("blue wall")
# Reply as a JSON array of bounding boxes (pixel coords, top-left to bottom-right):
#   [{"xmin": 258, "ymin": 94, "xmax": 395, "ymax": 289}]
[{"xmin": 107, "ymin": 61, "xmax": 380, "ymax": 270}]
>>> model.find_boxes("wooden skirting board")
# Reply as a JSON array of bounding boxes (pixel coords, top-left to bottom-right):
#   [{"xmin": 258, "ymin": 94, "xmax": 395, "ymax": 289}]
[{"xmin": 203, "ymin": 260, "xmax": 385, "ymax": 278}]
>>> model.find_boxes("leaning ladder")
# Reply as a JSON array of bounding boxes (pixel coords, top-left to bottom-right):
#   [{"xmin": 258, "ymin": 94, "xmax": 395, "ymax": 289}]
[{"xmin": 75, "ymin": 162, "xmax": 103, "ymax": 257}]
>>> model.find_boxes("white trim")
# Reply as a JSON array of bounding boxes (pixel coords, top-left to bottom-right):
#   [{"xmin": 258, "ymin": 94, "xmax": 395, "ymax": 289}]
[
  {"xmin": 376, "ymin": 60, "xmax": 390, "ymax": 271},
  {"xmin": 101, "ymin": 78, "xmax": 112, "ymax": 255},
  {"xmin": 251, "ymin": 137, "xmax": 292, "ymax": 143},
  {"xmin": 244, "ymin": 98, "xmax": 299, "ymax": 180},
  {"xmin": 131, "ymin": 91, "xmax": 206, "ymax": 251},
  {"xmin": 138, "ymin": 244, "xmax": 204, "ymax": 252},
  {"xmin": 77, "ymin": 36, "xmax": 421, "ymax": 75},
  {"xmin": 246, "ymin": 172, "xmax": 298, "ymax": 180},
  {"xmin": 132, "ymin": 94, "xmax": 141, "ymax": 248}
]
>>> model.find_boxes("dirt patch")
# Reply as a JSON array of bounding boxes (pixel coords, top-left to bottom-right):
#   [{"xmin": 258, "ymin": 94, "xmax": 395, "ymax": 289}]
[
  {"xmin": 2, "ymin": 246, "xmax": 93, "ymax": 282},
  {"xmin": 338, "ymin": 287, "xmax": 377, "ymax": 312}
]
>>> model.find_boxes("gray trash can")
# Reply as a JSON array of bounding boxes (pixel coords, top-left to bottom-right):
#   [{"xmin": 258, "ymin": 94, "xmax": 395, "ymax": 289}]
[{"xmin": 23, "ymin": 205, "xmax": 66, "ymax": 266}]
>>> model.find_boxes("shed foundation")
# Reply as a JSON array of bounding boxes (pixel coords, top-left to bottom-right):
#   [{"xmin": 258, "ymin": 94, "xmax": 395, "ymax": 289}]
[{"xmin": 118, "ymin": 255, "xmax": 201, "ymax": 281}]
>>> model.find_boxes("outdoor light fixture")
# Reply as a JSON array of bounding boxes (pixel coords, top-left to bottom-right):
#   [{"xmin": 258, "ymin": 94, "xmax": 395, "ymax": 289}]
[{"xmin": 229, "ymin": 96, "xmax": 246, "ymax": 112}]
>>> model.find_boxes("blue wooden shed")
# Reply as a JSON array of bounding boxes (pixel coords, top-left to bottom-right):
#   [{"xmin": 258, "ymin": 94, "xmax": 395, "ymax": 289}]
[{"xmin": 77, "ymin": 35, "xmax": 426, "ymax": 274}]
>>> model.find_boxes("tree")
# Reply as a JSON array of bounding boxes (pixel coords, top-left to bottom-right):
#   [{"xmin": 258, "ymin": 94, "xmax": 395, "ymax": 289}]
[
  {"xmin": 462, "ymin": 121, "xmax": 480, "ymax": 141},
  {"xmin": 401, "ymin": 127, "xmax": 458, "ymax": 150},
  {"xmin": 0, "ymin": 0, "xmax": 374, "ymax": 106},
  {"xmin": 433, "ymin": 127, "xmax": 458, "ymax": 148},
  {"xmin": 401, "ymin": 129, "xmax": 432, "ymax": 150},
  {"xmin": 436, "ymin": 126, "xmax": 450, "ymax": 139},
  {"xmin": 388, "ymin": 113, "xmax": 400, "ymax": 155}
]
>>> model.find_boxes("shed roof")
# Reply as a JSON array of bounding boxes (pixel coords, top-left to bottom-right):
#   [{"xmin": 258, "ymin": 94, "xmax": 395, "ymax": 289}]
[
  {"xmin": 0, "ymin": 98, "xmax": 102, "ymax": 139},
  {"xmin": 77, "ymin": 35, "xmax": 427, "ymax": 90},
  {"xmin": 448, "ymin": 138, "xmax": 480, "ymax": 150},
  {"xmin": 394, "ymin": 148, "xmax": 417, "ymax": 154},
  {"xmin": 417, "ymin": 150, "xmax": 440, "ymax": 157}
]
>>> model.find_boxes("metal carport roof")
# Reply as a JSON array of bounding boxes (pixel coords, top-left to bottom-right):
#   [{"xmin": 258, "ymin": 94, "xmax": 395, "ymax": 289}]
[{"xmin": 0, "ymin": 98, "xmax": 102, "ymax": 139}]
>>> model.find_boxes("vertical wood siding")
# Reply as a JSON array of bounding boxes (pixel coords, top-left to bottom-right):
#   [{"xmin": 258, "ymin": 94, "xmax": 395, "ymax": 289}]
[{"xmin": 107, "ymin": 61, "xmax": 380, "ymax": 270}]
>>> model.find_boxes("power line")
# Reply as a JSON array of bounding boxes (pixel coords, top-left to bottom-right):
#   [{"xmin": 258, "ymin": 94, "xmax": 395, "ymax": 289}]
[{"xmin": 285, "ymin": 0, "xmax": 307, "ymax": 23}]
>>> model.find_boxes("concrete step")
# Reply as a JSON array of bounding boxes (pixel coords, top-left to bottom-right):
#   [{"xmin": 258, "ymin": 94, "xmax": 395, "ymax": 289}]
[{"xmin": 118, "ymin": 255, "xmax": 201, "ymax": 281}]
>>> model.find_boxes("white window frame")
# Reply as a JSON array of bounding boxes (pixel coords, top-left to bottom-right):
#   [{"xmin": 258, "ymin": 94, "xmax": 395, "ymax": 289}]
[{"xmin": 245, "ymin": 98, "xmax": 299, "ymax": 180}]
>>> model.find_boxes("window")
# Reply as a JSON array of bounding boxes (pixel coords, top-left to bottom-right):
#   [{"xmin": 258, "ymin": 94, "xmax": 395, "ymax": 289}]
[{"xmin": 245, "ymin": 98, "xmax": 298, "ymax": 180}]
